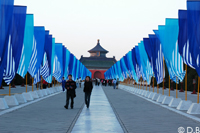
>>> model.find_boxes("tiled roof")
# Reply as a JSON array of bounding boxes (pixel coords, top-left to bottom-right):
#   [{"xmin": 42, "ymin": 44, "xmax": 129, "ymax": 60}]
[
  {"xmin": 88, "ymin": 39, "xmax": 108, "ymax": 53},
  {"xmin": 81, "ymin": 60, "xmax": 115, "ymax": 69}
]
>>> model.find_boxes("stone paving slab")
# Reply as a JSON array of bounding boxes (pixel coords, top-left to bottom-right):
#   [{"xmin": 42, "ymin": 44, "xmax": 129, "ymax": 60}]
[
  {"xmin": 71, "ymin": 86, "xmax": 124, "ymax": 133},
  {"xmin": 103, "ymin": 86, "xmax": 200, "ymax": 133},
  {"xmin": 0, "ymin": 87, "xmax": 84, "ymax": 133}
]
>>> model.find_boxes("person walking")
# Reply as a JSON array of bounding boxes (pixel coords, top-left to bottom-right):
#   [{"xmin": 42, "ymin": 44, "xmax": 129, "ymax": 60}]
[
  {"xmin": 97, "ymin": 78, "xmax": 100, "ymax": 86},
  {"xmin": 116, "ymin": 79, "xmax": 119, "ymax": 89},
  {"xmin": 83, "ymin": 76, "xmax": 93, "ymax": 108},
  {"xmin": 64, "ymin": 74, "xmax": 77, "ymax": 109},
  {"xmin": 62, "ymin": 77, "xmax": 66, "ymax": 92},
  {"xmin": 79, "ymin": 77, "xmax": 82, "ymax": 88},
  {"xmin": 76, "ymin": 78, "xmax": 79, "ymax": 88},
  {"xmin": 113, "ymin": 78, "xmax": 117, "ymax": 89}
]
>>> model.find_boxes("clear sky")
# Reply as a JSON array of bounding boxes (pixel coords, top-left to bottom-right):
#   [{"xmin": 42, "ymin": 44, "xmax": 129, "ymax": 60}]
[{"xmin": 14, "ymin": 0, "xmax": 186, "ymax": 60}]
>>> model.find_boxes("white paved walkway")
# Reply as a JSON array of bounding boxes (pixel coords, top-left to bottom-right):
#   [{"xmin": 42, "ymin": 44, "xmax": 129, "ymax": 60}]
[{"xmin": 71, "ymin": 85, "xmax": 124, "ymax": 133}]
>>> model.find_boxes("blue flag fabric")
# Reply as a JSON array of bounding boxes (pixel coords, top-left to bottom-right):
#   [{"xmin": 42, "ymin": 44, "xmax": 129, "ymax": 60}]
[
  {"xmin": 156, "ymin": 19, "xmax": 185, "ymax": 83},
  {"xmin": 138, "ymin": 41, "xmax": 153, "ymax": 84},
  {"xmin": 0, "ymin": 0, "xmax": 14, "ymax": 86},
  {"xmin": 149, "ymin": 34, "xmax": 165, "ymax": 84},
  {"xmin": 44, "ymin": 37, "xmax": 54, "ymax": 83},
  {"xmin": 62, "ymin": 46, "xmax": 66, "ymax": 77},
  {"xmin": 187, "ymin": 0, "xmax": 200, "ymax": 76},
  {"xmin": 72, "ymin": 57, "xmax": 77, "ymax": 80},
  {"xmin": 178, "ymin": 10, "xmax": 194, "ymax": 69},
  {"xmin": 127, "ymin": 51, "xmax": 138, "ymax": 83},
  {"xmin": 64, "ymin": 49, "xmax": 70, "ymax": 79},
  {"xmin": 68, "ymin": 53, "xmax": 74, "ymax": 77},
  {"xmin": 116, "ymin": 61, "xmax": 124, "ymax": 81},
  {"xmin": 53, "ymin": 43, "xmax": 63, "ymax": 82},
  {"xmin": 28, "ymin": 26, "xmax": 45, "ymax": 77},
  {"xmin": 3, "ymin": 6, "xmax": 27, "ymax": 85},
  {"xmin": 17, "ymin": 14, "xmax": 34, "ymax": 78},
  {"xmin": 135, "ymin": 46, "xmax": 142, "ymax": 80}
]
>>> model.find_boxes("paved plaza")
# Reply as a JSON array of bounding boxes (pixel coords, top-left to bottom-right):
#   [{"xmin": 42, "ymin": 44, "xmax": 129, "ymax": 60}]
[{"xmin": 0, "ymin": 84, "xmax": 200, "ymax": 133}]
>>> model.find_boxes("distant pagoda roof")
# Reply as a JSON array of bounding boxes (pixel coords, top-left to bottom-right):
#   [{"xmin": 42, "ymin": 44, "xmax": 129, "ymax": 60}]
[
  {"xmin": 80, "ymin": 56, "xmax": 116, "ymax": 69},
  {"xmin": 88, "ymin": 39, "xmax": 108, "ymax": 53}
]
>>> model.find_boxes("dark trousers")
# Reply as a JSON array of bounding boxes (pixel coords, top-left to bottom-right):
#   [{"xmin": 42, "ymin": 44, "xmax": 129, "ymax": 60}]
[
  {"xmin": 66, "ymin": 92, "xmax": 74, "ymax": 108},
  {"xmin": 62, "ymin": 87, "xmax": 65, "ymax": 91},
  {"xmin": 79, "ymin": 83, "xmax": 81, "ymax": 88},
  {"xmin": 85, "ymin": 92, "xmax": 91, "ymax": 108},
  {"xmin": 113, "ymin": 84, "xmax": 116, "ymax": 89}
]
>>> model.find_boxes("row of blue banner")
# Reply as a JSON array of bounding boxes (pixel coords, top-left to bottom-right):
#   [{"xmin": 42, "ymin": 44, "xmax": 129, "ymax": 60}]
[
  {"xmin": 105, "ymin": 0, "xmax": 200, "ymax": 85},
  {"xmin": 0, "ymin": 0, "xmax": 91, "ymax": 86}
]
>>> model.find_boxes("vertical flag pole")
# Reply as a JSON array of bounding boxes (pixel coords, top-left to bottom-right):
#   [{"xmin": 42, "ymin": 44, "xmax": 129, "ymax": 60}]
[
  {"xmin": 185, "ymin": 64, "xmax": 187, "ymax": 101},
  {"xmin": 176, "ymin": 76, "xmax": 178, "ymax": 98},
  {"xmin": 163, "ymin": 57, "xmax": 164, "ymax": 95},
  {"xmin": 149, "ymin": 76, "xmax": 150, "ymax": 91},
  {"xmin": 153, "ymin": 73, "xmax": 154, "ymax": 92},
  {"xmin": 26, "ymin": 73, "xmax": 27, "ymax": 93},
  {"xmin": 157, "ymin": 84, "xmax": 159, "ymax": 94},
  {"xmin": 169, "ymin": 76, "xmax": 170, "ymax": 97},
  {"xmin": 146, "ymin": 81, "xmax": 147, "ymax": 91},
  {"xmin": 198, "ymin": 77, "xmax": 199, "ymax": 104},
  {"xmin": 143, "ymin": 81, "xmax": 144, "ymax": 90},
  {"xmin": 41, "ymin": 76, "xmax": 43, "ymax": 89},
  {"xmin": 54, "ymin": 78, "xmax": 55, "ymax": 87},
  {"xmin": 32, "ymin": 78, "xmax": 34, "ymax": 91},
  {"xmin": 9, "ymin": 84, "xmax": 11, "ymax": 96}
]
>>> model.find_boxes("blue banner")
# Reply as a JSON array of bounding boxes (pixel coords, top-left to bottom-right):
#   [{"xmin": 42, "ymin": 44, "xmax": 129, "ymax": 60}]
[
  {"xmin": 3, "ymin": 6, "xmax": 27, "ymax": 85},
  {"xmin": 0, "ymin": 0, "xmax": 14, "ymax": 86}
]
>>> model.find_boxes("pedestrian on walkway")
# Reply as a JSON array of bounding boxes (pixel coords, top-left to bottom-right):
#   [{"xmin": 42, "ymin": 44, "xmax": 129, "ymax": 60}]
[
  {"xmin": 83, "ymin": 76, "xmax": 93, "ymax": 108},
  {"xmin": 62, "ymin": 77, "xmax": 66, "ymax": 92},
  {"xmin": 76, "ymin": 78, "xmax": 79, "ymax": 88},
  {"xmin": 113, "ymin": 78, "xmax": 117, "ymax": 89},
  {"xmin": 97, "ymin": 78, "xmax": 100, "ymax": 86},
  {"xmin": 64, "ymin": 74, "xmax": 77, "ymax": 109},
  {"xmin": 116, "ymin": 78, "xmax": 119, "ymax": 89},
  {"xmin": 78, "ymin": 77, "xmax": 82, "ymax": 88}
]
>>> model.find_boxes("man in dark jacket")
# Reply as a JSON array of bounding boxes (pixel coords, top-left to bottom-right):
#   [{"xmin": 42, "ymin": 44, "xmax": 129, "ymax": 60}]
[
  {"xmin": 64, "ymin": 74, "xmax": 77, "ymax": 109},
  {"xmin": 84, "ymin": 76, "xmax": 93, "ymax": 108}
]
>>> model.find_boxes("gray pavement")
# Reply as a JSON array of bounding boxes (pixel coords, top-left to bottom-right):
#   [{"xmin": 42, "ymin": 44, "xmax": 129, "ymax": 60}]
[
  {"xmin": 102, "ymin": 85, "xmax": 200, "ymax": 133},
  {"xmin": 0, "ymin": 87, "xmax": 84, "ymax": 133},
  {"xmin": 71, "ymin": 86, "xmax": 124, "ymax": 133}
]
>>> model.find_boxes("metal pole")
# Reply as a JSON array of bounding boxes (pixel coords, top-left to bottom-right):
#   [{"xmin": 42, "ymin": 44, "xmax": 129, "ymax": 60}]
[
  {"xmin": 163, "ymin": 57, "xmax": 164, "ymax": 95},
  {"xmin": 198, "ymin": 77, "xmax": 199, "ymax": 104},
  {"xmin": 41, "ymin": 76, "xmax": 43, "ymax": 89},
  {"xmin": 176, "ymin": 76, "xmax": 178, "ymax": 98},
  {"xmin": 146, "ymin": 81, "xmax": 147, "ymax": 91},
  {"xmin": 26, "ymin": 73, "xmax": 27, "ymax": 93},
  {"xmin": 143, "ymin": 81, "xmax": 144, "ymax": 90},
  {"xmin": 54, "ymin": 78, "xmax": 55, "ymax": 87},
  {"xmin": 37, "ymin": 83, "xmax": 38, "ymax": 90},
  {"xmin": 153, "ymin": 74, "xmax": 154, "ymax": 92},
  {"xmin": 185, "ymin": 64, "xmax": 187, "ymax": 101},
  {"xmin": 9, "ymin": 84, "xmax": 11, "ymax": 96},
  {"xmin": 32, "ymin": 78, "xmax": 34, "ymax": 91},
  {"xmin": 169, "ymin": 76, "xmax": 170, "ymax": 97},
  {"xmin": 157, "ymin": 84, "xmax": 159, "ymax": 94}
]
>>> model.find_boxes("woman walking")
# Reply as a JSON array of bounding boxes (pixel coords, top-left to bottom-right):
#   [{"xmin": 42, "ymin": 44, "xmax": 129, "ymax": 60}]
[{"xmin": 83, "ymin": 76, "xmax": 93, "ymax": 108}]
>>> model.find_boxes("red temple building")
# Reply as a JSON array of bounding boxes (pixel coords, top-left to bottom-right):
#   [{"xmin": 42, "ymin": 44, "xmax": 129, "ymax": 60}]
[{"xmin": 80, "ymin": 39, "xmax": 117, "ymax": 79}]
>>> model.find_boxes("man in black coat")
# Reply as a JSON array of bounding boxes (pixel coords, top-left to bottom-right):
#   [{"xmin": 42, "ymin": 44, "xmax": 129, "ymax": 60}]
[
  {"xmin": 64, "ymin": 74, "xmax": 77, "ymax": 109},
  {"xmin": 83, "ymin": 76, "xmax": 93, "ymax": 108}
]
